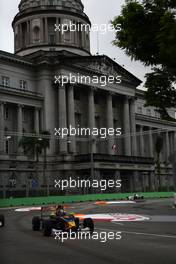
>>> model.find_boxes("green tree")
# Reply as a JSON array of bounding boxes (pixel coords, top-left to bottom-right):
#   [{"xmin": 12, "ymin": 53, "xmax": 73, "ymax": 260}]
[
  {"xmin": 19, "ymin": 133, "xmax": 42, "ymax": 161},
  {"xmin": 112, "ymin": 0, "xmax": 176, "ymax": 120},
  {"xmin": 19, "ymin": 131, "xmax": 50, "ymax": 195},
  {"xmin": 155, "ymin": 135, "xmax": 163, "ymax": 190}
]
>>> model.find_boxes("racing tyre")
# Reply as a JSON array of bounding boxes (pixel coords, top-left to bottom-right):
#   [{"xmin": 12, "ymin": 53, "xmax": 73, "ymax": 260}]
[
  {"xmin": 75, "ymin": 217, "xmax": 80, "ymax": 231},
  {"xmin": 83, "ymin": 218, "xmax": 94, "ymax": 234},
  {"xmin": 32, "ymin": 216, "xmax": 41, "ymax": 231},
  {"xmin": 0, "ymin": 214, "xmax": 5, "ymax": 227},
  {"xmin": 43, "ymin": 220, "xmax": 52, "ymax": 236}
]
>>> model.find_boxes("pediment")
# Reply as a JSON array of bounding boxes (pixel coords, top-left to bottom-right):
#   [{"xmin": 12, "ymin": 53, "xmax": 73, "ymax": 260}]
[{"xmin": 67, "ymin": 55, "xmax": 141, "ymax": 87}]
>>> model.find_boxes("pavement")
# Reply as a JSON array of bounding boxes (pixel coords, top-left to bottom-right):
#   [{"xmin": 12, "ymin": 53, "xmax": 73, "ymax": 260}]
[{"xmin": 0, "ymin": 198, "xmax": 176, "ymax": 264}]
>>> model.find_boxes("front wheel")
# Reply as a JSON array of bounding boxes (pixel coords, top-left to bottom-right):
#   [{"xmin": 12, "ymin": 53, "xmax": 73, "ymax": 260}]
[{"xmin": 0, "ymin": 215, "xmax": 5, "ymax": 227}]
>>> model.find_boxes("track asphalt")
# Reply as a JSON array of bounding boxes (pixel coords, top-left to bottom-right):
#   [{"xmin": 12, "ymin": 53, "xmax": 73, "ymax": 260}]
[{"xmin": 0, "ymin": 198, "xmax": 176, "ymax": 264}]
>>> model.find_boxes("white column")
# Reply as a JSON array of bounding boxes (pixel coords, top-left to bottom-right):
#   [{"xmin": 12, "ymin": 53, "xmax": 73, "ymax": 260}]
[
  {"xmin": 88, "ymin": 87, "xmax": 96, "ymax": 153},
  {"xmin": 45, "ymin": 18, "xmax": 48, "ymax": 43},
  {"xmin": 17, "ymin": 104, "xmax": 23, "ymax": 154},
  {"xmin": 0, "ymin": 101, "xmax": 4, "ymax": 154},
  {"xmin": 139, "ymin": 125, "xmax": 145, "ymax": 157},
  {"xmin": 26, "ymin": 21, "xmax": 29, "ymax": 45},
  {"xmin": 34, "ymin": 107, "xmax": 40, "ymax": 134},
  {"xmin": 39, "ymin": 72, "xmax": 55, "ymax": 155},
  {"xmin": 56, "ymin": 17, "xmax": 60, "ymax": 43},
  {"xmin": 40, "ymin": 18, "xmax": 44, "ymax": 43},
  {"xmin": 29, "ymin": 20, "xmax": 32, "ymax": 44},
  {"xmin": 174, "ymin": 131, "xmax": 176, "ymax": 152},
  {"xmin": 58, "ymin": 84, "xmax": 67, "ymax": 153},
  {"xmin": 130, "ymin": 98, "xmax": 137, "ymax": 156},
  {"xmin": 19, "ymin": 24, "xmax": 22, "ymax": 48},
  {"xmin": 106, "ymin": 92, "xmax": 114, "ymax": 155},
  {"xmin": 165, "ymin": 131, "xmax": 170, "ymax": 161},
  {"xmin": 149, "ymin": 127, "xmax": 154, "ymax": 157},
  {"xmin": 123, "ymin": 96, "xmax": 131, "ymax": 155},
  {"xmin": 17, "ymin": 104, "xmax": 23, "ymax": 141},
  {"xmin": 67, "ymin": 85, "xmax": 76, "ymax": 153}
]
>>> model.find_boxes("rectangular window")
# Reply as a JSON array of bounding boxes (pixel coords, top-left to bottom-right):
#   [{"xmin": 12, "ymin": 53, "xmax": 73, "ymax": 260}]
[
  {"xmin": 154, "ymin": 110, "xmax": 159, "ymax": 118},
  {"xmin": 4, "ymin": 106, "xmax": 9, "ymax": 120},
  {"xmin": 94, "ymin": 95, "xmax": 99, "ymax": 105},
  {"xmin": 20, "ymin": 80, "xmax": 27, "ymax": 90},
  {"xmin": 49, "ymin": 34, "xmax": 55, "ymax": 45},
  {"xmin": 74, "ymin": 90, "xmax": 80, "ymax": 100},
  {"xmin": 137, "ymin": 106, "xmax": 142, "ymax": 114},
  {"xmin": 5, "ymin": 140, "xmax": 9, "ymax": 154},
  {"xmin": 2, "ymin": 76, "xmax": 10, "ymax": 87},
  {"xmin": 95, "ymin": 116, "xmax": 100, "ymax": 129},
  {"xmin": 146, "ymin": 109, "xmax": 151, "ymax": 116},
  {"xmin": 22, "ymin": 109, "xmax": 28, "ymax": 122},
  {"xmin": 75, "ymin": 113, "xmax": 82, "ymax": 127}
]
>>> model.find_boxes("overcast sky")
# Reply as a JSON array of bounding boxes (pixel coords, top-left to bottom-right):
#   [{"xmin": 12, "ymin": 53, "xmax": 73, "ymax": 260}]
[{"xmin": 0, "ymin": 0, "xmax": 150, "ymax": 87}]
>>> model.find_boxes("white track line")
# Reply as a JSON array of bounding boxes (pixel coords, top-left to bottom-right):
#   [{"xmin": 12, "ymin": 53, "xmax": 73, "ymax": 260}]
[{"xmin": 96, "ymin": 228, "xmax": 176, "ymax": 239}]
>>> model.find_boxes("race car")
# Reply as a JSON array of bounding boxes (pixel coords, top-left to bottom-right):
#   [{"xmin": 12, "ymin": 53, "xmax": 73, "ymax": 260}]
[
  {"xmin": 32, "ymin": 205, "xmax": 94, "ymax": 237},
  {"xmin": 0, "ymin": 214, "xmax": 5, "ymax": 227},
  {"xmin": 127, "ymin": 194, "xmax": 144, "ymax": 201}
]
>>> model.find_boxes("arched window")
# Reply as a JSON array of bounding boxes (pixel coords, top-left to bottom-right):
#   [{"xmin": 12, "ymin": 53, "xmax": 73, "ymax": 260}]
[
  {"xmin": 64, "ymin": 29, "xmax": 70, "ymax": 42},
  {"xmin": 49, "ymin": 0, "xmax": 54, "ymax": 5},
  {"xmin": 33, "ymin": 26, "xmax": 40, "ymax": 43}
]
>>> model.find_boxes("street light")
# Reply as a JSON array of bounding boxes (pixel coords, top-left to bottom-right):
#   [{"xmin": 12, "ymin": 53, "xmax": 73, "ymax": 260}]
[
  {"xmin": 6, "ymin": 136, "xmax": 12, "ymax": 140},
  {"xmin": 1, "ymin": 135, "xmax": 12, "ymax": 198},
  {"xmin": 89, "ymin": 135, "xmax": 95, "ymax": 194}
]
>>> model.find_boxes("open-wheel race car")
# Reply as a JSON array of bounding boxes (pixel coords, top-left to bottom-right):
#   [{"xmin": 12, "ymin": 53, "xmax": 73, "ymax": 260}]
[
  {"xmin": 127, "ymin": 193, "xmax": 144, "ymax": 201},
  {"xmin": 32, "ymin": 205, "xmax": 94, "ymax": 237},
  {"xmin": 0, "ymin": 214, "xmax": 5, "ymax": 227}
]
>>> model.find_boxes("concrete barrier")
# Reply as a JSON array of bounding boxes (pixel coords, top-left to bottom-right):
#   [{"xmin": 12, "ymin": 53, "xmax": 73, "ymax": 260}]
[
  {"xmin": 174, "ymin": 193, "xmax": 176, "ymax": 208},
  {"xmin": 0, "ymin": 192, "xmax": 174, "ymax": 208}
]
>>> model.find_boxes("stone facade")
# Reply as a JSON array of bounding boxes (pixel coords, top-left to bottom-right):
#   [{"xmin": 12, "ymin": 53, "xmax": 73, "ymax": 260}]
[{"xmin": 0, "ymin": 0, "xmax": 176, "ymax": 198}]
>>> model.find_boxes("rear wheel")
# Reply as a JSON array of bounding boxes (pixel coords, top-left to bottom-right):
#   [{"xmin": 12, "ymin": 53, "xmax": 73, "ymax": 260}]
[
  {"xmin": 43, "ymin": 220, "xmax": 52, "ymax": 236},
  {"xmin": 83, "ymin": 218, "xmax": 94, "ymax": 234},
  {"xmin": 32, "ymin": 216, "xmax": 41, "ymax": 231},
  {"xmin": 0, "ymin": 215, "xmax": 5, "ymax": 227}
]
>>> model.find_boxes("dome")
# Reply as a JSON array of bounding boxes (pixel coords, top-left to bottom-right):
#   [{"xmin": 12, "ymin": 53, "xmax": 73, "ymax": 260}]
[
  {"xmin": 19, "ymin": 0, "xmax": 84, "ymax": 14},
  {"xmin": 12, "ymin": 0, "xmax": 91, "ymax": 56}
]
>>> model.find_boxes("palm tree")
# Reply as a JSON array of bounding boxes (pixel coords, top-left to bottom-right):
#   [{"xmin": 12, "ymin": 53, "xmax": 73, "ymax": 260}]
[
  {"xmin": 155, "ymin": 135, "xmax": 163, "ymax": 191},
  {"xmin": 19, "ymin": 131, "xmax": 50, "ymax": 196},
  {"xmin": 19, "ymin": 134, "xmax": 42, "ymax": 161}
]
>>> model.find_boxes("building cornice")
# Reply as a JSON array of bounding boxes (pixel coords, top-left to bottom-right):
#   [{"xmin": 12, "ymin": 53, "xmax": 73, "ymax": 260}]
[
  {"xmin": 136, "ymin": 113, "xmax": 176, "ymax": 127},
  {"xmin": 12, "ymin": 8, "xmax": 91, "ymax": 27},
  {"xmin": 0, "ymin": 50, "xmax": 34, "ymax": 67}
]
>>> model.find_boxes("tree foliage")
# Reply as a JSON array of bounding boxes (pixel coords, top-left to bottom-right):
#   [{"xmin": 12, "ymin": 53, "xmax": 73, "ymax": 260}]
[
  {"xmin": 112, "ymin": 0, "xmax": 176, "ymax": 120},
  {"xmin": 19, "ymin": 131, "xmax": 50, "ymax": 162}
]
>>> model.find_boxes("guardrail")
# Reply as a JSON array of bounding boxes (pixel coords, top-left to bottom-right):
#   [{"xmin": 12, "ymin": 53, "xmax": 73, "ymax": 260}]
[{"xmin": 0, "ymin": 192, "xmax": 174, "ymax": 208}]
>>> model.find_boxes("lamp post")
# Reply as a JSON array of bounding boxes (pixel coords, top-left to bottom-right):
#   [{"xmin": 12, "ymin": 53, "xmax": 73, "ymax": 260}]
[
  {"xmin": 2, "ymin": 135, "xmax": 12, "ymax": 198},
  {"xmin": 89, "ymin": 135, "xmax": 95, "ymax": 194}
]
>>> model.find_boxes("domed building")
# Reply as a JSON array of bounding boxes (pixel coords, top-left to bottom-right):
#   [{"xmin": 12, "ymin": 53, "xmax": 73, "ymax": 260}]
[
  {"xmin": 13, "ymin": 0, "xmax": 91, "ymax": 56},
  {"xmin": 0, "ymin": 0, "xmax": 175, "ymax": 198}
]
